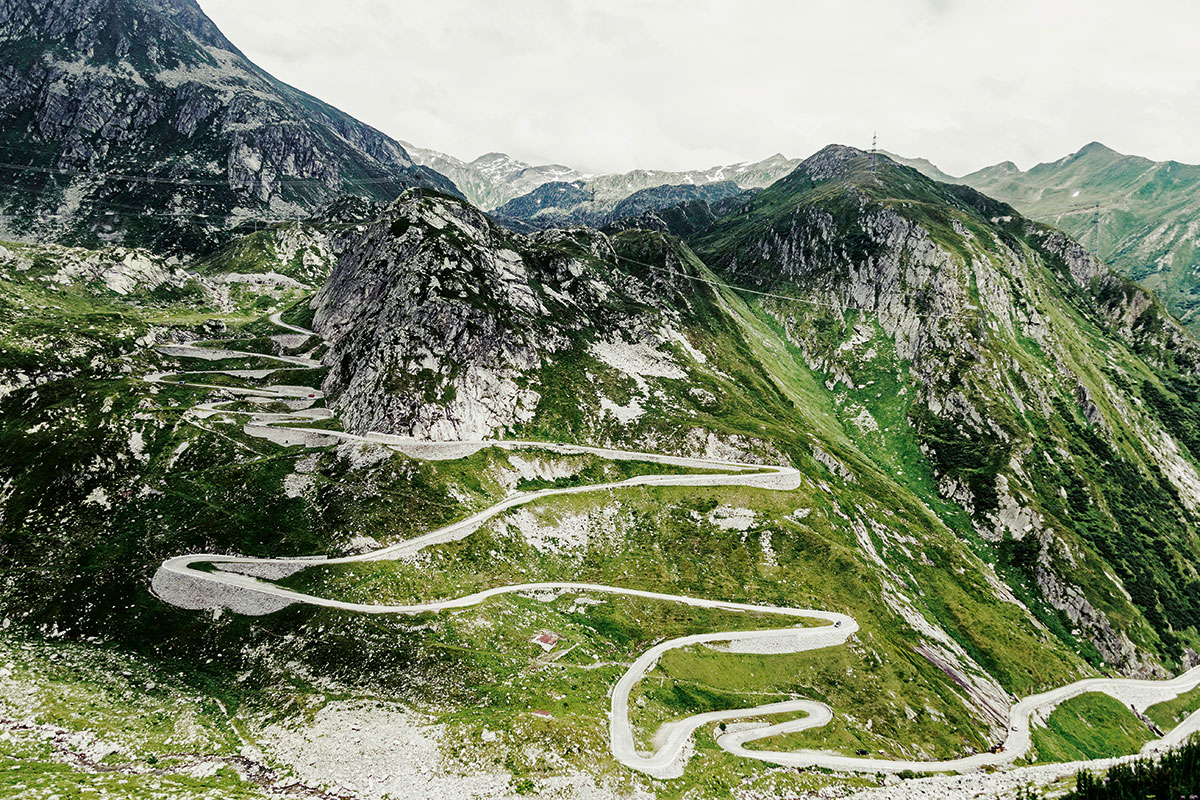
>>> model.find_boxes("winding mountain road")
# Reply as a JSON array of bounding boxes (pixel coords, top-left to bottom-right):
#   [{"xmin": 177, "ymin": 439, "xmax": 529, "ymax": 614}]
[{"xmin": 148, "ymin": 313, "xmax": 1200, "ymax": 781}]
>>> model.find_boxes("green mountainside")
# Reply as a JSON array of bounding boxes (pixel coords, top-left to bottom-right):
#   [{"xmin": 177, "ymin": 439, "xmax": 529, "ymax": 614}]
[
  {"xmin": 690, "ymin": 146, "xmax": 1200, "ymax": 669},
  {"xmin": 2, "ymin": 7, "xmax": 1200, "ymax": 795},
  {"xmin": 6, "ymin": 137, "xmax": 1200, "ymax": 797},
  {"xmin": 898, "ymin": 142, "xmax": 1200, "ymax": 335},
  {"xmin": 5, "ymin": 139, "xmax": 1200, "ymax": 798}
]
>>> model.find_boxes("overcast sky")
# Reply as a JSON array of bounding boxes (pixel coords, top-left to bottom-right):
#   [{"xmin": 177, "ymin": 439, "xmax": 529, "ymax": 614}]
[{"xmin": 198, "ymin": 0, "xmax": 1200, "ymax": 176}]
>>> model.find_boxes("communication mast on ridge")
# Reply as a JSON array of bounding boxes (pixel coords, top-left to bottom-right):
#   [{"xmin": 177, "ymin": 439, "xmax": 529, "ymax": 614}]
[
  {"xmin": 1091, "ymin": 202, "xmax": 1101, "ymax": 252},
  {"xmin": 870, "ymin": 131, "xmax": 878, "ymax": 173}
]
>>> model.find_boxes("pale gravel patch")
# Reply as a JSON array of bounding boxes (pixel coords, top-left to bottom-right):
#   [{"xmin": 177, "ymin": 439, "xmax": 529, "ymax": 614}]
[
  {"xmin": 497, "ymin": 453, "xmax": 579, "ymax": 492},
  {"xmin": 258, "ymin": 700, "xmax": 511, "ymax": 800},
  {"xmin": 589, "ymin": 338, "xmax": 686, "ymax": 382},
  {"xmin": 83, "ymin": 486, "xmax": 110, "ymax": 509},
  {"xmin": 709, "ymin": 505, "xmax": 756, "ymax": 531},
  {"xmin": 347, "ymin": 534, "xmax": 381, "ymax": 552},
  {"xmin": 760, "ymin": 529, "xmax": 778, "ymax": 566},
  {"xmin": 840, "ymin": 755, "xmax": 1131, "ymax": 800},
  {"xmin": 599, "ymin": 395, "xmax": 645, "ymax": 423},
  {"xmin": 336, "ymin": 441, "xmax": 394, "ymax": 470},
  {"xmin": 848, "ymin": 404, "xmax": 879, "ymax": 433},
  {"xmin": 506, "ymin": 506, "xmax": 615, "ymax": 555},
  {"xmin": 128, "ymin": 429, "xmax": 148, "ymax": 462},
  {"xmin": 662, "ymin": 327, "xmax": 708, "ymax": 365},
  {"xmin": 282, "ymin": 472, "xmax": 315, "ymax": 499}
]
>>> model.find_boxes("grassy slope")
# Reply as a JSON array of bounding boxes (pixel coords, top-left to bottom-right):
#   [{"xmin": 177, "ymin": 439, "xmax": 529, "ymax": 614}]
[
  {"xmin": 0, "ymin": 267, "xmax": 876, "ymax": 796},
  {"xmin": 283, "ymin": 241, "xmax": 1091, "ymax": 766},
  {"xmin": 1, "ymin": 202, "xmax": 1191, "ymax": 798},
  {"xmin": 687, "ymin": 153, "xmax": 1200, "ymax": 670},
  {"xmin": 1144, "ymin": 685, "xmax": 1200, "ymax": 730},
  {"xmin": 1030, "ymin": 693, "xmax": 1154, "ymax": 763},
  {"xmin": 961, "ymin": 144, "xmax": 1200, "ymax": 331}
]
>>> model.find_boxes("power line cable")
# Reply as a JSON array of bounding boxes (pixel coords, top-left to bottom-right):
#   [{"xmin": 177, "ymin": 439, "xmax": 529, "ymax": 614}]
[
  {"xmin": 0, "ymin": 154, "xmax": 426, "ymax": 189},
  {"xmin": 564, "ymin": 231, "xmax": 972, "ymax": 323}
]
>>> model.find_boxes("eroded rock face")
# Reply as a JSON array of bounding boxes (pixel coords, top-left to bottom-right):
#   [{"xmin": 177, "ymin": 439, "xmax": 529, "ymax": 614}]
[
  {"xmin": 313, "ymin": 193, "xmax": 699, "ymax": 441},
  {"xmin": 314, "ymin": 196, "xmax": 551, "ymax": 440},
  {"xmin": 0, "ymin": 0, "xmax": 456, "ymax": 253}
]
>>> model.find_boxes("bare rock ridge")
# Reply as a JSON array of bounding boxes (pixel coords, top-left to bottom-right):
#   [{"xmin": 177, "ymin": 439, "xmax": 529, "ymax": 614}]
[
  {"xmin": 403, "ymin": 139, "xmax": 801, "ymax": 215},
  {"xmin": 489, "ymin": 179, "xmax": 747, "ymax": 233},
  {"xmin": 312, "ymin": 189, "xmax": 723, "ymax": 444}
]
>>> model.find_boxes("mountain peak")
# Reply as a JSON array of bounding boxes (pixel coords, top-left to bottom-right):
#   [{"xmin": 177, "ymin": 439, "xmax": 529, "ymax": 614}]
[
  {"xmin": 963, "ymin": 160, "xmax": 1022, "ymax": 182},
  {"xmin": 471, "ymin": 152, "xmax": 527, "ymax": 169},
  {"xmin": 2, "ymin": 0, "xmax": 239, "ymax": 67},
  {"xmin": 796, "ymin": 144, "xmax": 873, "ymax": 180},
  {"xmin": 1074, "ymin": 141, "xmax": 1120, "ymax": 159}
]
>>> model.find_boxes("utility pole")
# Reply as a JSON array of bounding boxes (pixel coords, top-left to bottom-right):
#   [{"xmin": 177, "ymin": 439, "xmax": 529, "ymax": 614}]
[{"xmin": 1091, "ymin": 202, "xmax": 1101, "ymax": 253}]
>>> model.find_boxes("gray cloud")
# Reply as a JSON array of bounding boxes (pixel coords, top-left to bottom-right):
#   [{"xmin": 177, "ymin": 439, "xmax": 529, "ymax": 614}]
[{"xmin": 198, "ymin": 0, "xmax": 1200, "ymax": 175}]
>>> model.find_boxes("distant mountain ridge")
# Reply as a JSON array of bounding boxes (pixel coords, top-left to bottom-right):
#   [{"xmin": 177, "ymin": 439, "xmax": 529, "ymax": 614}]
[
  {"xmin": 888, "ymin": 142, "xmax": 1200, "ymax": 333},
  {"xmin": 0, "ymin": 0, "xmax": 459, "ymax": 254},
  {"xmin": 399, "ymin": 143, "xmax": 583, "ymax": 212},
  {"xmin": 402, "ymin": 142, "xmax": 800, "ymax": 211},
  {"xmin": 489, "ymin": 179, "xmax": 747, "ymax": 233}
]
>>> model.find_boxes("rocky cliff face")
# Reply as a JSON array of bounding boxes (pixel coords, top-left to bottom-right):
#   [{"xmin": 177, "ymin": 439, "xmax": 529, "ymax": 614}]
[
  {"xmin": 0, "ymin": 0, "xmax": 457, "ymax": 254},
  {"xmin": 691, "ymin": 145, "xmax": 1200, "ymax": 674},
  {"xmin": 312, "ymin": 189, "xmax": 724, "ymax": 443}
]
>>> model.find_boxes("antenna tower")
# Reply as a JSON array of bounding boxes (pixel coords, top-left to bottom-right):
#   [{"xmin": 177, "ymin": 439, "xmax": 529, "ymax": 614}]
[
  {"xmin": 1091, "ymin": 202, "xmax": 1100, "ymax": 252},
  {"xmin": 871, "ymin": 131, "xmax": 878, "ymax": 173}
]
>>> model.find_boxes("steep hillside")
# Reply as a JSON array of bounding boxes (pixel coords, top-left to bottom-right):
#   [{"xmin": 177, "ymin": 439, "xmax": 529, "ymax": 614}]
[
  {"xmin": 6, "ymin": 168, "xmax": 1200, "ymax": 799},
  {"xmin": 311, "ymin": 152, "xmax": 1200, "ymax": 685},
  {"xmin": 692, "ymin": 145, "xmax": 1200, "ymax": 674},
  {"xmin": 607, "ymin": 181, "xmax": 744, "ymax": 222},
  {"xmin": 308, "ymin": 188, "xmax": 1105, "ymax": 762},
  {"xmin": 900, "ymin": 143, "xmax": 1200, "ymax": 334},
  {"xmin": 488, "ymin": 180, "xmax": 594, "ymax": 231},
  {"xmin": 0, "ymin": 0, "xmax": 457, "ymax": 255},
  {"xmin": 191, "ymin": 196, "xmax": 384, "ymax": 287},
  {"xmin": 962, "ymin": 143, "xmax": 1200, "ymax": 332}
]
